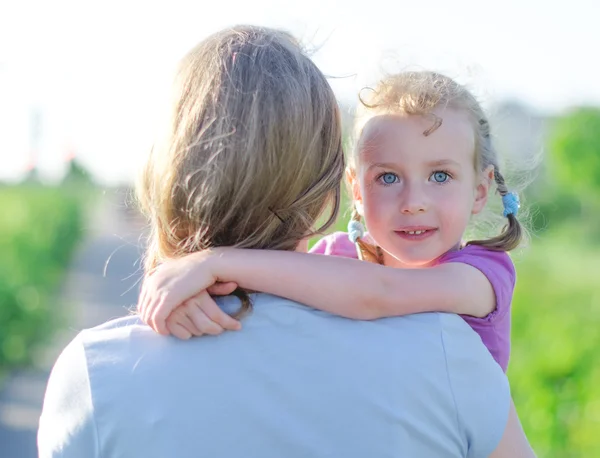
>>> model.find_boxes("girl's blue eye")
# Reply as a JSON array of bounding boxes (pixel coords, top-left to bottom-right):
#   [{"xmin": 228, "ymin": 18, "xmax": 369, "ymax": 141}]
[
  {"xmin": 431, "ymin": 171, "xmax": 450, "ymax": 183},
  {"xmin": 380, "ymin": 173, "xmax": 398, "ymax": 184}
]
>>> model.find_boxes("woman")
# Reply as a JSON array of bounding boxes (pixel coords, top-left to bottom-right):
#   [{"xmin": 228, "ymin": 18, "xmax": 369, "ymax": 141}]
[{"xmin": 38, "ymin": 25, "xmax": 534, "ymax": 457}]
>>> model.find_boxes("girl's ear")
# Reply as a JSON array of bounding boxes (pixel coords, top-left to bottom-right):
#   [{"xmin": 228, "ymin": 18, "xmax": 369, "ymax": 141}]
[
  {"xmin": 346, "ymin": 167, "xmax": 364, "ymax": 216},
  {"xmin": 472, "ymin": 165, "xmax": 494, "ymax": 215}
]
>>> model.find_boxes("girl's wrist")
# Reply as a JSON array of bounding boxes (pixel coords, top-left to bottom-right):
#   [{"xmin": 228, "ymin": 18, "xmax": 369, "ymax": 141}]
[{"xmin": 206, "ymin": 246, "xmax": 235, "ymax": 282}]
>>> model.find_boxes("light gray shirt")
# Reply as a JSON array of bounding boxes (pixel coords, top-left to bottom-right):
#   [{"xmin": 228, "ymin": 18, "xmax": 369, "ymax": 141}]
[{"xmin": 38, "ymin": 294, "xmax": 509, "ymax": 457}]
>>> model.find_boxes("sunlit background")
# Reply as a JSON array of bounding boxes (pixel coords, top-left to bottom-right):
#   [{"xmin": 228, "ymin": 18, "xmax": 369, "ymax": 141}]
[{"xmin": 1, "ymin": 0, "xmax": 599, "ymax": 456}]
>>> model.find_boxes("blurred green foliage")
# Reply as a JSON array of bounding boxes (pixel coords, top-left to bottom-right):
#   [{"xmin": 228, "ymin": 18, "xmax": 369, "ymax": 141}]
[
  {"xmin": 509, "ymin": 233, "xmax": 600, "ymax": 457},
  {"xmin": 549, "ymin": 107, "xmax": 600, "ymax": 200},
  {"xmin": 523, "ymin": 107, "xmax": 600, "ymax": 246},
  {"xmin": 512, "ymin": 106, "xmax": 600, "ymax": 456},
  {"xmin": 0, "ymin": 184, "xmax": 84, "ymax": 378}
]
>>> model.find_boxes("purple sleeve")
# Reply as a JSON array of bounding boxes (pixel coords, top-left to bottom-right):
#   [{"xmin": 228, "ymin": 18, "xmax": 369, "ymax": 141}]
[
  {"xmin": 439, "ymin": 245, "xmax": 515, "ymax": 371},
  {"xmin": 309, "ymin": 232, "xmax": 359, "ymax": 259},
  {"xmin": 439, "ymin": 245, "xmax": 515, "ymax": 323}
]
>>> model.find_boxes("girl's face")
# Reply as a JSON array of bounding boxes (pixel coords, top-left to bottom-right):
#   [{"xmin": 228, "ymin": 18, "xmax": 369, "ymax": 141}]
[{"xmin": 351, "ymin": 108, "xmax": 492, "ymax": 268}]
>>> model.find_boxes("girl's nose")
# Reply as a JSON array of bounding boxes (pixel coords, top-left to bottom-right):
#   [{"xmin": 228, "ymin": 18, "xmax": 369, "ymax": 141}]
[{"xmin": 400, "ymin": 184, "xmax": 428, "ymax": 214}]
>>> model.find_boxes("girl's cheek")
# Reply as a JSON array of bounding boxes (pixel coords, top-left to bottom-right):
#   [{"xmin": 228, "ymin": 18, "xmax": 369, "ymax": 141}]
[
  {"xmin": 433, "ymin": 185, "xmax": 473, "ymax": 214},
  {"xmin": 359, "ymin": 180, "xmax": 380, "ymax": 205},
  {"xmin": 363, "ymin": 187, "xmax": 395, "ymax": 217},
  {"xmin": 362, "ymin": 183, "xmax": 383, "ymax": 207}
]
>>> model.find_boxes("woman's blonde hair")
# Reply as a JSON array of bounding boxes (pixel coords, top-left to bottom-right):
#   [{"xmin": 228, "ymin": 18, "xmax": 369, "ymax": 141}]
[
  {"xmin": 136, "ymin": 25, "xmax": 344, "ymax": 315},
  {"xmin": 349, "ymin": 71, "xmax": 524, "ymax": 263}
]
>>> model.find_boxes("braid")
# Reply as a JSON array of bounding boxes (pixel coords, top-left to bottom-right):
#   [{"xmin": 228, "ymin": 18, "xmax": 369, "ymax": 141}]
[
  {"xmin": 350, "ymin": 207, "xmax": 383, "ymax": 264},
  {"xmin": 493, "ymin": 168, "xmax": 509, "ymax": 196},
  {"xmin": 467, "ymin": 167, "xmax": 523, "ymax": 252}
]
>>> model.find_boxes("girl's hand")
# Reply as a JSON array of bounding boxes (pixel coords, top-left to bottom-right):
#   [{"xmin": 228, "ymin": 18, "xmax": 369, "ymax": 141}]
[
  {"xmin": 138, "ymin": 250, "xmax": 241, "ymax": 336},
  {"xmin": 165, "ymin": 285, "xmax": 242, "ymax": 340}
]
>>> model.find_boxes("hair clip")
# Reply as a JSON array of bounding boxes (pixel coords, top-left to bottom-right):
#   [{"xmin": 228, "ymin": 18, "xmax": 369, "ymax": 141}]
[
  {"xmin": 348, "ymin": 220, "xmax": 365, "ymax": 243},
  {"xmin": 502, "ymin": 192, "xmax": 520, "ymax": 217},
  {"xmin": 268, "ymin": 207, "xmax": 285, "ymax": 223}
]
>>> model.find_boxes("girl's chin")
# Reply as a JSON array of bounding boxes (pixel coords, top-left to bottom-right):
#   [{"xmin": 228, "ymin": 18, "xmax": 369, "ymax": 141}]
[{"xmin": 381, "ymin": 252, "xmax": 439, "ymax": 269}]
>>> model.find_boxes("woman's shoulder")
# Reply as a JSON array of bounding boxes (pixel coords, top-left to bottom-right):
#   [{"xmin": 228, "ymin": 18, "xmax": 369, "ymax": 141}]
[
  {"xmin": 70, "ymin": 316, "xmax": 166, "ymax": 369},
  {"xmin": 78, "ymin": 315, "xmax": 146, "ymax": 344}
]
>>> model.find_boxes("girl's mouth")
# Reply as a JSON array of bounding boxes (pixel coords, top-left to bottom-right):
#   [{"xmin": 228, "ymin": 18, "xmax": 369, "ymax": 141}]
[{"xmin": 394, "ymin": 228, "xmax": 437, "ymax": 241}]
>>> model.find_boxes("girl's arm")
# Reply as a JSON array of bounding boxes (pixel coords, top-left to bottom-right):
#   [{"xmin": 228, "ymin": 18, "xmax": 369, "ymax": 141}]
[
  {"xmin": 490, "ymin": 399, "xmax": 537, "ymax": 458},
  {"xmin": 209, "ymin": 248, "xmax": 495, "ymax": 320},
  {"xmin": 139, "ymin": 247, "xmax": 496, "ymax": 335}
]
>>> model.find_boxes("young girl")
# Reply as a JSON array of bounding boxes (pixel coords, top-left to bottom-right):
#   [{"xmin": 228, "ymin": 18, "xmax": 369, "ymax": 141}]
[{"xmin": 139, "ymin": 71, "xmax": 525, "ymax": 372}]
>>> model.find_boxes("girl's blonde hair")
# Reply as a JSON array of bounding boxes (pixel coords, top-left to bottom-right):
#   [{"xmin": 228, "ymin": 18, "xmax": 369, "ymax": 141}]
[
  {"xmin": 349, "ymin": 71, "xmax": 523, "ymax": 263},
  {"xmin": 136, "ymin": 25, "xmax": 344, "ymax": 315}
]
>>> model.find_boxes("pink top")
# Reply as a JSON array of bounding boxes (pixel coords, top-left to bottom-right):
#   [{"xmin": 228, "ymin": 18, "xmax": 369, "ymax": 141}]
[{"xmin": 310, "ymin": 232, "xmax": 515, "ymax": 372}]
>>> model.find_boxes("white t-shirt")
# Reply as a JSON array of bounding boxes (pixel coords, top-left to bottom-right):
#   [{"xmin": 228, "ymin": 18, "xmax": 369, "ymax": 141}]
[{"xmin": 38, "ymin": 293, "xmax": 509, "ymax": 457}]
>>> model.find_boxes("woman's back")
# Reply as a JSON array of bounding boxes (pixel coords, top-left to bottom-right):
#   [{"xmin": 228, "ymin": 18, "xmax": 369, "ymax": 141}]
[{"xmin": 39, "ymin": 295, "xmax": 509, "ymax": 457}]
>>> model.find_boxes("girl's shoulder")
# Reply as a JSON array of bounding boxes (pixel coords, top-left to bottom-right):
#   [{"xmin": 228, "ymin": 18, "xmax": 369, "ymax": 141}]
[
  {"xmin": 309, "ymin": 232, "xmax": 359, "ymax": 259},
  {"xmin": 441, "ymin": 245, "xmax": 516, "ymax": 331},
  {"xmin": 439, "ymin": 244, "xmax": 515, "ymax": 277}
]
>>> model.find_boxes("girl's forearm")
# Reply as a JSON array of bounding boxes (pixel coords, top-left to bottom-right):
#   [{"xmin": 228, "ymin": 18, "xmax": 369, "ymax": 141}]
[{"xmin": 210, "ymin": 249, "xmax": 462, "ymax": 319}]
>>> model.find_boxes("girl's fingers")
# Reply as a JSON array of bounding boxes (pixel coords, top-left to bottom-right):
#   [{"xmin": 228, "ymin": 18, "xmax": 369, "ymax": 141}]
[
  {"xmin": 166, "ymin": 321, "xmax": 192, "ymax": 340},
  {"xmin": 179, "ymin": 311, "xmax": 203, "ymax": 336},
  {"xmin": 207, "ymin": 282, "xmax": 239, "ymax": 296},
  {"xmin": 139, "ymin": 277, "xmax": 240, "ymax": 337},
  {"xmin": 186, "ymin": 308, "xmax": 224, "ymax": 336},
  {"xmin": 182, "ymin": 297, "xmax": 225, "ymax": 335},
  {"xmin": 167, "ymin": 311, "xmax": 200, "ymax": 339},
  {"xmin": 140, "ymin": 289, "xmax": 168, "ymax": 335},
  {"xmin": 150, "ymin": 293, "xmax": 178, "ymax": 336},
  {"xmin": 189, "ymin": 292, "xmax": 241, "ymax": 331}
]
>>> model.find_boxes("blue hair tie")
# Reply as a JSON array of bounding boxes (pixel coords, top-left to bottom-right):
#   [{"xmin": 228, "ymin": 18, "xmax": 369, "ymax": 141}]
[
  {"xmin": 502, "ymin": 192, "xmax": 520, "ymax": 217},
  {"xmin": 347, "ymin": 220, "xmax": 365, "ymax": 244}
]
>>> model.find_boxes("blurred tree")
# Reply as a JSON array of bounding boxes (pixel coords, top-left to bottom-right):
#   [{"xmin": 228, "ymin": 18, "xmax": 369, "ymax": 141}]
[
  {"xmin": 22, "ymin": 166, "xmax": 41, "ymax": 184},
  {"xmin": 545, "ymin": 107, "xmax": 600, "ymax": 239},
  {"xmin": 549, "ymin": 107, "xmax": 600, "ymax": 206},
  {"xmin": 62, "ymin": 157, "xmax": 95, "ymax": 188}
]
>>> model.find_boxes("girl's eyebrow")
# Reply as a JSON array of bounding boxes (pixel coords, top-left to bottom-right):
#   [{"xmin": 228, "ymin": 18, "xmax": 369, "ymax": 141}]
[
  {"xmin": 426, "ymin": 159, "xmax": 461, "ymax": 168},
  {"xmin": 366, "ymin": 159, "xmax": 461, "ymax": 172},
  {"xmin": 365, "ymin": 162, "xmax": 398, "ymax": 172}
]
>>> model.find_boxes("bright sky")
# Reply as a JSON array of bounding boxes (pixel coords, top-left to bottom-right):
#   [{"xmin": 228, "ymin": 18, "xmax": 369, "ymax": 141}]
[{"xmin": 0, "ymin": 0, "xmax": 598, "ymax": 184}]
